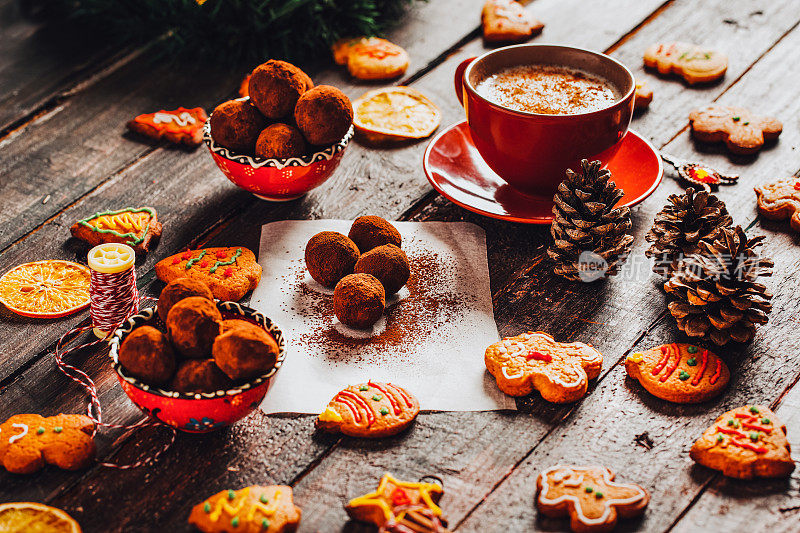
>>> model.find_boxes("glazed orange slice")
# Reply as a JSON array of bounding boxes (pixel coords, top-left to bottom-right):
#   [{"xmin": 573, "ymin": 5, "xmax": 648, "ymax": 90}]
[
  {"xmin": 353, "ymin": 86, "xmax": 441, "ymax": 143},
  {"xmin": 0, "ymin": 260, "xmax": 91, "ymax": 318},
  {"xmin": 0, "ymin": 502, "xmax": 82, "ymax": 533}
]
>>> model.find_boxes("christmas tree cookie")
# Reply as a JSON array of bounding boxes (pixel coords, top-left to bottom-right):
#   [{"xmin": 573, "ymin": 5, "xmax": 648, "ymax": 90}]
[
  {"xmin": 188, "ymin": 486, "xmax": 301, "ymax": 532},
  {"xmin": 155, "ymin": 247, "xmax": 261, "ymax": 302},
  {"xmin": 71, "ymin": 207, "xmax": 161, "ymax": 254}
]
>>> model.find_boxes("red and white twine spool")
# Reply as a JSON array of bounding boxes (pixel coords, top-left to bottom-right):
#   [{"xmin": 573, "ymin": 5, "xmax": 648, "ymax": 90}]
[
  {"xmin": 87, "ymin": 243, "xmax": 140, "ymax": 339},
  {"xmin": 49, "ymin": 244, "xmax": 176, "ymax": 469}
]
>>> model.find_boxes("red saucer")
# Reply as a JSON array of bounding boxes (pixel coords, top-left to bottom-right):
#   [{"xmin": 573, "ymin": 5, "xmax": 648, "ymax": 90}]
[{"xmin": 423, "ymin": 121, "xmax": 663, "ymax": 224}]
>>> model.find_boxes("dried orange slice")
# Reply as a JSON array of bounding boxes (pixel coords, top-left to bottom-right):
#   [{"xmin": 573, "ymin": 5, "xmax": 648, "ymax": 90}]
[
  {"xmin": 0, "ymin": 260, "xmax": 91, "ymax": 318},
  {"xmin": 353, "ymin": 86, "xmax": 441, "ymax": 143},
  {"xmin": 0, "ymin": 502, "xmax": 82, "ymax": 533}
]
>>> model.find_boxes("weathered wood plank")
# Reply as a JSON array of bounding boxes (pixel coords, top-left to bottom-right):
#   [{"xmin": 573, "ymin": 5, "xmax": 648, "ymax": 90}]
[{"xmin": 0, "ymin": 0, "xmax": 130, "ymax": 132}]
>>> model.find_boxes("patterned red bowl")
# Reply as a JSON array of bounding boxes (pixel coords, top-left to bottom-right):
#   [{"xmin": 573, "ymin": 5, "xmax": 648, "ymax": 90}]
[
  {"xmin": 108, "ymin": 301, "xmax": 285, "ymax": 433},
  {"xmin": 203, "ymin": 98, "xmax": 354, "ymax": 201}
]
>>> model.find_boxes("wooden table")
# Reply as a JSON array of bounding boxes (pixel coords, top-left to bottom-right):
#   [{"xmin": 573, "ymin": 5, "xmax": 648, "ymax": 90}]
[{"xmin": 1, "ymin": 0, "xmax": 799, "ymax": 530}]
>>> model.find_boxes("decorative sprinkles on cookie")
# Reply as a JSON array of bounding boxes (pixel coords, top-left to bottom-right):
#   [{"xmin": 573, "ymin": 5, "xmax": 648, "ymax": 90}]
[
  {"xmin": 317, "ymin": 382, "xmax": 419, "ymax": 438},
  {"xmin": 188, "ymin": 485, "xmax": 301, "ymax": 533},
  {"xmin": 346, "ymin": 473, "xmax": 446, "ymax": 530},
  {"xmin": 155, "ymin": 247, "xmax": 262, "ymax": 302}
]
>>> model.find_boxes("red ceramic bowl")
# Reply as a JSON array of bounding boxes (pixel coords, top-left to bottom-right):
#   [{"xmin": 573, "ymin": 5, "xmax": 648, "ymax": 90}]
[
  {"xmin": 203, "ymin": 98, "xmax": 354, "ymax": 202},
  {"xmin": 454, "ymin": 44, "xmax": 635, "ymax": 197},
  {"xmin": 109, "ymin": 301, "xmax": 285, "ymax": 433}
]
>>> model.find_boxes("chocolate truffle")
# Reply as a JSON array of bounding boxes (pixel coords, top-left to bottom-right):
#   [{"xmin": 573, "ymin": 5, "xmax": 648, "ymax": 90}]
[
  {"xmin": 248, "ymin": 60, "xmax": 313, "ymax": 119},
  {"xmin": 166, "ymin": 297, "xmax": 222, "ymax": 358},
  {"xmin": 348, "ymin": 215, "xmax": 402, "ymax": 253},
  {"xmin": 157, "ymin": 278, "xmax": 214, "ymax": 322},
  {"xmin": 305, "ymin": 231, "xmax": 360, "ymax": 288},
  {"xmin": 118, "ymin": 325, "xmax": 176, "ymax": 385},
  {"xmin": 213, "ymin": 323, "xmax": 279, "ymax": 381},
  {"xmin": 354, "ymin": 244, "xmax": 410, "ymax": 294},
  {"xmin": 294, "ymin": 85, "xmax": 353, "ymax": 145},
  {"xmin": 255, "ymin": 123, "xmax": 308, "ymax": 159},
  {"xmin": 170, "ymin": 359, "xmax": 234, "ymax": 393},
  {"xmin": 333, "ymin": 273, "xmax": 385, "ymax": 329},
  {"xmin": 210, "ymin": 99, "xmax": 268, "ymax": 154},
  {"xmin": 220, "ymin": 319, "xmax": 256, "ymax": 335}
]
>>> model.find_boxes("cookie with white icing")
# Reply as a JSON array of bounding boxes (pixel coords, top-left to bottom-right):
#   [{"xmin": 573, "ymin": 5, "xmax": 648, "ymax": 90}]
[{"xmin": 0, "ymin": 413, "xmax": 95, "ymax": 474}]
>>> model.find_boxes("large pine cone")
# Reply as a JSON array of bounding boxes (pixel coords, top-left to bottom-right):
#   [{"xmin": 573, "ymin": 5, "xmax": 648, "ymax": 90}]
[
  {"xmin": 548, "ymin": 159, "xmax": 634, "ymax": 281},
  {"xmin": 645, "ymin": 187, "xmax": 732, "ymax": 277},
  {"xmin": 664, "ymin": 226, "xmax": 773, "ymax": 345}
]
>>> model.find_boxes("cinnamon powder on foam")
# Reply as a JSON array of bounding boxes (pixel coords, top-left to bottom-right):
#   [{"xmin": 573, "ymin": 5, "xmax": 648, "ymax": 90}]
[{"xmin": 287, "ymin": 249, "xmax": 479, "ymax": 366}]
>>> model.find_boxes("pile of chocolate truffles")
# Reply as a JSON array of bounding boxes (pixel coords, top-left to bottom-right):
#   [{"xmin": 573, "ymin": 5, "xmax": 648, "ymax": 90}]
[
  {"xmin": 210, "ymin": 60, "xmax": 353, "ymax": 159},
  {"xmin": 305, "ymin": 216, "xmax": 411, "ymax": 329},
  {"xmin": 117, "ymin": 278, "xmax": 279, "ymax": 393}
]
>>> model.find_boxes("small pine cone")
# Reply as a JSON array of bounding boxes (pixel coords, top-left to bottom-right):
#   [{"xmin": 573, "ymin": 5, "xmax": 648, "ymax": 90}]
[
  {"xmin": 664, "ymin": 226, "xmax": 773, "ymax": 345},
  {"xmin": 548, "ymin": 159, "xmax": 634, "ymax": 281},
  {"xmin": 645, "ymin": 187, "xmax": 733, "ymax": 277}
]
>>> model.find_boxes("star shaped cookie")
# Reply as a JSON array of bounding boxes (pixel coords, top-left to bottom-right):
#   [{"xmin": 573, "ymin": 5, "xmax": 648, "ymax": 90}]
[
  {"xmin": 536, "ymin": 465, "xmax": 650, "ymax": 533},
  {"xmin": 345, "ymin": 473, "xmax": 446, "ymax": 530},
  {"xmin": 484, "ymin": 331, "xmax": 603, "ymax": 402},
  {"xmin": 755, "ymin": 176, "xmax": 800, "ymax": 233}
]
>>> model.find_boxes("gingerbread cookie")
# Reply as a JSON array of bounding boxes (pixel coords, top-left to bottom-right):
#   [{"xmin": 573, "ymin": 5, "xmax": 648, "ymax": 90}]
[
  {"xmin": 346, "ymin": 473, "xmax": 446, "ymax": 530},
  {"xmin": 317, "ymin": 382, "xmax": 419, "ymax": 438},
  {"xmin": 127, "ymin": 107, "xmax": 208, "ymax": 147},
  {"xmin": 689, "ymin": 105, "xmax": 782, "ymax": 155},
  {"xmin": 189, "ymin": 485, "xmax": 301, "ymax": 533},
  {"xmin": 155, "ymin": 247, "xmax": 261, "ymax": 302},
  {"xmin": 536, "ymin": 465, "xmax": 649, "ymax": 533},
  {"xmin": 625, "ymin": 343, "xmax": 729, "ymax": 403},
  {"xmin": 484, "ymin": 332, "xmax": 603, "ymax": 402},
  {"xmin": 482, "ymin": 0, "xmax": 544, "ymax": 43},
  {"xmin": 634, "ymin": 79, "xmax": 653, "ymax": 111},
  {"xmin": 643, "ymin": 42, "xmax": 727, "ymax": 84},
  {"xmin": 755, "ymin": 176, "xmax": 800, "ymax": 233},
  {"xmin": 690, "ymin": 405, "xmax": 794, "ymax": 479},
  {"xmin": 0, "ymin": 414, "xmax": 95, "ymax": 474},
  {"xmin": 343, "ymin": 37, "xmax": 409, "ymax": 80},
  {"xmin": 70, "ymin": 207, "xmax": 161, "ymax": 254}
]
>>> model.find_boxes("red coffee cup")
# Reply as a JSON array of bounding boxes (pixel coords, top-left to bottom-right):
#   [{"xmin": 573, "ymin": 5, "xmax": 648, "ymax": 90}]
[{"xmin": 454, "ymin": 44, "xmax": 635, "ymax": 196}]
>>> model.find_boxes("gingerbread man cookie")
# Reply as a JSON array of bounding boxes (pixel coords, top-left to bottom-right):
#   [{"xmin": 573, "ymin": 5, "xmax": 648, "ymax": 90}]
[
  {"xmin": 634, "ymin": 79, "xmax": 653, "ymax": 111},
  {"xmin": 481, "ymin": 0, "xmax": 544, "ymax": 43},
  {"xmin": 316, "ymin": 382, "xmax": 419, "ymax": 438},
  {"xmin": 155, "ymin": 247, "xmax": 262, "ymax": 302},
  {"xmin": 643, "ymin": 42, "xmax": 727, "ymax": 84},
  {"xmin": 690, "ymin": 405, "xmax": 794, "ymax": 479},
  {"xmin": 188, "ymin": 485, "xmax": 301, "ymax": 533},
  {"xmin": 755, "ymin": 176, "xmax": 800, "ymax": 233},
  {"xmin": 484, "ymin": 332, "xmax": 603, "ymax": 402},
  {"xmin": 346, "ymin": 473, "xmax": 446, "ymax": 530},
  {"xmin": 625, "ymin": 343, "xmax": 729, "ymax": 403},
  {"xmin": 0, "ymin": 414, "xmax": 95, "ymax": 474},
  {"xmin": 689, "ymin": 104, "xmax": 782, "ymax": 155},
  {"xmin": 70, "ymin": 207, "xmax": 161, "ymax": 254},
  {"xmin": 127, "ymin": 107, "xmax": 208, "ymax": 147},
  {"xmin": 536, "ymin": 465, "xmax": 649, "ymax": 533}
]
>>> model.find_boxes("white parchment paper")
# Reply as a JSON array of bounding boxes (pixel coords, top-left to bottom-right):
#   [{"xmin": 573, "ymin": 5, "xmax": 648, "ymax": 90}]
[{"xmin": 251, "ymin": 220, "xmax": 515, "ymax": 413}]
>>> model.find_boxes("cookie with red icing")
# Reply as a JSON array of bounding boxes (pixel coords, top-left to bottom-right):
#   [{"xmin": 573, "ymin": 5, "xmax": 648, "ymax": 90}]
[
  {"xmin": 343, "ymin": 38, "xmax": 409, "ymax": 80},
  {"xmin": 625, "ymin": 343, "xmax": 729, "ymax": 403},
  {"xmin": 689, "ymin": 104, "xmax": 782, "ymax": 155},
  {"xmin": 316, "ymin": 382, "xmax": 419, "ymax": 438},
  {"xmin": 188, "ymin": 485, "xmax": 301, "ymax": 533},
  {"xmin": 482, "ymin": 0, "xmax": 544, "ymax": 43},
  {"xmin": 127, "ymin": 107, "xmax": 208, "ymax": 146},
  {"xmin": 755, "ymin": 176, "xmax": 800, "ymax": 233},
  {"xmin": 536, "ymin": 465, "xmax": 649, "ymax": 533},
  {"xmin": 690, "ymin": 405, "xmax": 794, "ymax": 479},
  {"xmin": 643, "ymin": 42, "xmax": 727, "ymax": 84},
  {"xmin": 484, "ymin": 331, "xmax": 603, "ymax": 402},
  {"xmin": 155, "ymin": 247, "xmax": 261, "ymax": 302},
  {"xmin": 346, "ymin": 473, "xmax": 446, "ymax": 531},
  {"xmin": 0, "ymin": 414, "xmax": 95, "ymax": 474}
]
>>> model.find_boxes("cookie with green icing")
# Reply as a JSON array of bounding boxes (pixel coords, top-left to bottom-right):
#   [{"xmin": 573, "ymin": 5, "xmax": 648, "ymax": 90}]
[
  {"xmin": 155, "ymin": 247, "xmax": 262, "ymax": 302},
  {"xmin": 70, "ymin": 207, "xmax": 161, "ymax": 254}
]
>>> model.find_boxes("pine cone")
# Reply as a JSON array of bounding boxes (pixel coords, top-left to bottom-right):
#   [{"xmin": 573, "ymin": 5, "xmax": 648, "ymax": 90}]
[
  {"xmin": 645, "ymin": 187, "xmax": 732, "ymax": 276},
  {"xmin": 664, "ymin": 226, "xmax": 773, "ymax": 345},
  {"xmin": 548, "ymin": 159, "xmax": 634, "ymax": 281}
]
